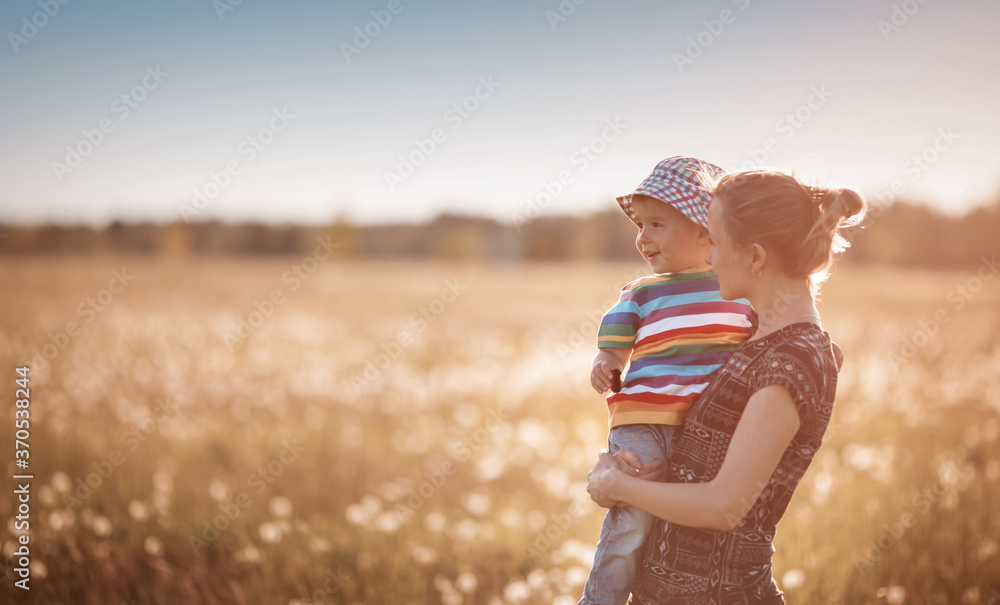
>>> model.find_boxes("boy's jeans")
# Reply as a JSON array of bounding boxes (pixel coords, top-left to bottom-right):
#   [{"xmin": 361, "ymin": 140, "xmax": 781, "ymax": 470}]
[{"xmin": 579, "ymin": 423, "xmax": 677, "ymax": 605}]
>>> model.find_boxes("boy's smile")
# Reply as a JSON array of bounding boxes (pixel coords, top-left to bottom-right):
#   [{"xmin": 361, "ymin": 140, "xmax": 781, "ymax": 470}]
[{"xmin": 630, "ymin": 195, "xmax": 712, "ymax": 274}]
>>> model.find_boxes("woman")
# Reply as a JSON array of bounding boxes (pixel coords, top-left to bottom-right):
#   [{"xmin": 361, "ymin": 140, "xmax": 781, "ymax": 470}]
[{"xmin": 586, "ymin": 169, "xmax": 864, "ymax": 604}]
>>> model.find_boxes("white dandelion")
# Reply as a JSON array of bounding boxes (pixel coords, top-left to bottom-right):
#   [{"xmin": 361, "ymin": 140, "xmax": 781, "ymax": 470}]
[
  {"xmin": 882, "ymin": 585, "xmax": 905, "ymax": 605},
  {"xmin": 456, "ymin": 572, "xmax": 478, "ymax": 593},
  {"xmin": 424, "ymin": 511, "xmax": 447, "ymax": 533},
  {"xmin": 38, "ymin": 485, "xmax": 58, "ymax": 508},
  {"xmin": 144, "ymin": 536, "xmax": 164, "ymax": 557},
  {"xmin": 153, "ymin": 470, "xmax": 173, "ymax": 494},
  {"xmin": 345, "ymin": 504, "xmax": 369, "ymax": 527},
  {"xmin": 461, "ymin": 492, "xmax": 491, "ymax": 516},
  {"xmin": 375, "ymin": 512, "xmax": 400, "ymax": 534},
  {"xmin": 781, "ymin": 568, "xmax": 806, "ymax": 590},
  {"xmin": 128, "ymin": 500, "xmax": 150, "ymax": 522},
  {"xmin": 527, "ymin": 569, "xmax": 548, "ymax": 590},
  {"xmin": 564, "ymin": 566, "xmax": 589, "ymax": 586},
  {"xmin": 234, "ymin": 545, "xmax": 261, "ymax": 563},
  {"xmin": 51, "ymin": 471, "xmax": 71, "ymax": 493},
  {"xmin": 308, "ymin": 536, "xmax": 331, "ymax": 554},
  {"xmin": 411, "ymin": 545, "xmax": 438, "ymax": 565},
  {"xmin": 269, "ymin": 496, "xmax": 293, "ymax": 518},
  {"xmin": 208, "ymin": 479, "xmax": 230, "ymax": 502},
  {"xmin": 503, "ymin": 580, "xmax": 531, "ymax": 603},
  {"xmin": 91, "ymin": 515, "xmax": 113, "ymax": 537},
  {"xmin": 30, "ymin": 560, "xmax": 48, "ymax": 579},
  {"xmin": 259, "ymin": 522, "xmax": 282, "ymax": 544}
]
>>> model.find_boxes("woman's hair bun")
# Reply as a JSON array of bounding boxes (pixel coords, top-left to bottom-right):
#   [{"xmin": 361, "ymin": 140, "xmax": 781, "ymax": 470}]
[
  {"xmin": 713, "ymin": 170, "xmax": 868, "ymax": 296},
  {"xmin": 812, "ymin": 186, "xmax": 866, "ymax": 232}
]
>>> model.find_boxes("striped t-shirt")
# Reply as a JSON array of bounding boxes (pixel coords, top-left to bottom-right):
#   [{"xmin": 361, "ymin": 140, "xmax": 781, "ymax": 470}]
[{"xmin": 597, "ymin": 271, "xmax": 755, "ymax": 428}]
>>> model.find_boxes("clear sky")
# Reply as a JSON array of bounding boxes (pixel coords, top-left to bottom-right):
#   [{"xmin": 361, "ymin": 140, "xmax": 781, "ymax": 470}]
[{"xmin": 2, "ymin": 0, "xmax": 999, "ymax": 226}]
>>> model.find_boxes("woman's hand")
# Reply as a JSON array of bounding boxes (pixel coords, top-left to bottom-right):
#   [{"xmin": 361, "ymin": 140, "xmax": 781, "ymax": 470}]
[
  {"xmin": 613, "ymin": 449, "xmax": 664, "ymax": 481},
  {"xmin": 587, "ymin": 451, "xmax": 624, "ymax": 508},
  {"xmin": 586, "ymin": 450, "xmax": 664, "ymax": 508}
]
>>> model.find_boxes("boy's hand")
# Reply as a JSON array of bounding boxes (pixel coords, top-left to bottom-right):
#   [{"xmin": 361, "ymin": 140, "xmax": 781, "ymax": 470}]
[{"xmin": 591, "ymin": 349, "xmax": 625, "ymax": 393}]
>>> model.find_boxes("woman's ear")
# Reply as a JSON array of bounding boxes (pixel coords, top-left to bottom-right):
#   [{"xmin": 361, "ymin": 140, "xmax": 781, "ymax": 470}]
[{"xmin": 749, "ymin": 243, "xmax": 767, "ymax": 276}]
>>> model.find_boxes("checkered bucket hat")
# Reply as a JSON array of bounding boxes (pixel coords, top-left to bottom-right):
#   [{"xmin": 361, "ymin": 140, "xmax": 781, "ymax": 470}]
[{"xmin": 616, "ymin": 156, "xmax": 725, "ymax": 229}]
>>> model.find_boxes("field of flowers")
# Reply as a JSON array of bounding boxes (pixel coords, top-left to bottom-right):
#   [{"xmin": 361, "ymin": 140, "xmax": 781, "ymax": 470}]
[{"xmin": 0, "ymin": 255, "xmax": 998, "ymax": 604}]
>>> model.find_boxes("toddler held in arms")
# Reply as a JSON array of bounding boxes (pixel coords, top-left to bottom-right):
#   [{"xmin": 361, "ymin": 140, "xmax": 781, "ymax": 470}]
[{"xmin": 580, "ymin": 157, "xmax": 755, "ymax": 605}]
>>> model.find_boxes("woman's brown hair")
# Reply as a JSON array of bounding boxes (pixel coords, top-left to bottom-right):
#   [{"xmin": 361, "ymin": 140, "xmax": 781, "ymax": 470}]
[{"xmin": 712, "ymin": 170, "xmax": 866, "ymax": 294}]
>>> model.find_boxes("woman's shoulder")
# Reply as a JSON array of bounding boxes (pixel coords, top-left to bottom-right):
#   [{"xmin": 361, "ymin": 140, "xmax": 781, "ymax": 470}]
[
  {"xmin": 738, "ymin": 323, "xmax": 840, "ymax": 399},
  {"xmin": 755, "ymin": 322, "xmax": 838, "ymax": 368},
  {"xmin": 750, "ymin": 323, "xmax": 840, "ymax": 418}
]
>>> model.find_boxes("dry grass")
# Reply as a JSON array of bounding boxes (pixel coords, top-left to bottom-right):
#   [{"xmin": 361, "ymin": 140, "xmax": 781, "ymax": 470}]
[{"xmin": 0, "ymin": 256, "xmax": 998, "ymax": 604}]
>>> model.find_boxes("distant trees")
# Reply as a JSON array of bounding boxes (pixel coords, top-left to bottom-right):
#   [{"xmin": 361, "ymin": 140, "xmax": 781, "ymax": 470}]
[
  {"xmin": 1, "ymin": 198, "xmax": 996, "ymax": 268},
  {"xmin": 843, "ymin": 201, "xmax": 1000, "ymax": 268}
]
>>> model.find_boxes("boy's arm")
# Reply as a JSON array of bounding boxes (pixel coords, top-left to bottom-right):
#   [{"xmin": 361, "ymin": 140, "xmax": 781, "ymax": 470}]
[
  {"xmin": 594, "ymin": 283, "xmax": 638, "ymax": 393},
  {"xmin": 591, "ymin": 348, "xmax": 629, "ymax": 393}
]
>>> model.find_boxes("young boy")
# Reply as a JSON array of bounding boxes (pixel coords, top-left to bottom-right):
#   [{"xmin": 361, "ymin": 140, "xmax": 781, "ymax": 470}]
[{"xmin": 580, "ymin": 157, "xmax": 756, "ymax": 605}]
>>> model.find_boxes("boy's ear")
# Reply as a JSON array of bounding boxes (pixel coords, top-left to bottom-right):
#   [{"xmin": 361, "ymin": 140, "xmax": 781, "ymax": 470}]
[{"xmin": 696, "ymin": 226, "xmax": 711, "ymax": 244}]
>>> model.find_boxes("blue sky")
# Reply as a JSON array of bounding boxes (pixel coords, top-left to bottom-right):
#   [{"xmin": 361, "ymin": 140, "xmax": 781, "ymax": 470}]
[{"xmin": 2, "ymin": 0, "xmax": 999, "ymax": 226}]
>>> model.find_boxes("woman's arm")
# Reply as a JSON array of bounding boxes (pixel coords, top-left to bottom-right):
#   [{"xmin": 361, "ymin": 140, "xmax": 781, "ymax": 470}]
[{"xmin": 587, "ymin": 384, "xmax": 801, "ymax": 531}]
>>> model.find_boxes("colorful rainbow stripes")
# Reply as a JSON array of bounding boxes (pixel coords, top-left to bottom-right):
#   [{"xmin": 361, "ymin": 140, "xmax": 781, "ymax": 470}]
[{"xmin": 597, "ymin": 271, "xmax": 755, "ymax": 428}]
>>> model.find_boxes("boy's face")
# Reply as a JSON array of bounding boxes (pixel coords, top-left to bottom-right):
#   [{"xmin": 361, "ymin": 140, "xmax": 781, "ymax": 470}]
[{"xmin": 630, "ymin": 196, "xmax": 710, "ymax": 274}]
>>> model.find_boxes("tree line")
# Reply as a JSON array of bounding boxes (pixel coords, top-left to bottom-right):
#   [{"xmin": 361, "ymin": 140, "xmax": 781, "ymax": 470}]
[{"xmin": 1, "ymin": 199, "xmax": 996, "ymax": 268}]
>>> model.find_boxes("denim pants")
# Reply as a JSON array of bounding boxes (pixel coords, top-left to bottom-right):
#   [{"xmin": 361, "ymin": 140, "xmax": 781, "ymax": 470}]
[{"xmin": 579, "ymin": 423, "xmax": 677, "ymax": 605}]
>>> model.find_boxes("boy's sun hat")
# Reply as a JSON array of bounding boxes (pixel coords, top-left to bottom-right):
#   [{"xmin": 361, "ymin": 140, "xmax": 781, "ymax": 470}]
[{"xmin": 616, "ymin": 156, "xmax": 725, "ymax": 229}]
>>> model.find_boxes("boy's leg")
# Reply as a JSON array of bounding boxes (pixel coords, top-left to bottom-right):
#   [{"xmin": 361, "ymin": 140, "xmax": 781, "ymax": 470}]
[{"xmin": 579, "ymin": 424, "xmax": 675, "ymax": 605}]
